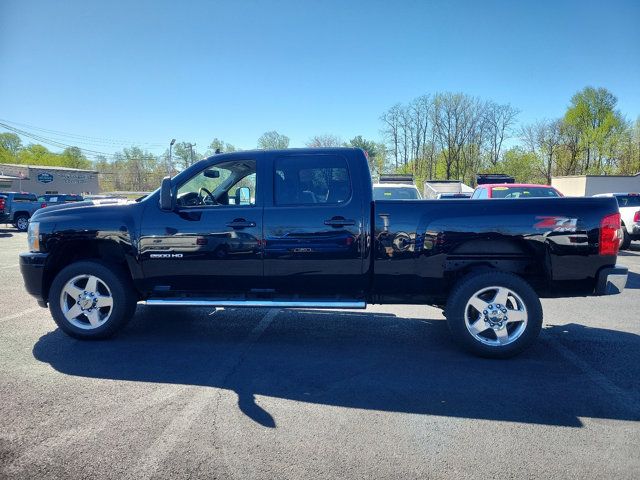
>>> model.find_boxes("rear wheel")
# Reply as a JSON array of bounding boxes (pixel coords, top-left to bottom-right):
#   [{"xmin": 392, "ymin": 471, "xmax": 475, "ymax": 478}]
[
  {"xmin": 49, "ymin": 261, "xmax": 137, "ymax": 339},
  {"xmin": 445, "ymin": 271, "xmax": 543, "ymax": 358},
  {"xmin": 14, "ymin": 214, "xmax": 29, "ymax": 232}
]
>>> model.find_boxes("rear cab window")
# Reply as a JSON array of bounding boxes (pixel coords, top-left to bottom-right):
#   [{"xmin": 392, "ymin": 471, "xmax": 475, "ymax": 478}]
[
  {"xmin": 614, "ymin": 194, "xmax": 640, "ymax": 207},
  {"xmin": 490, "ymin": 187, "xmax": 559, "ymax": 198},
  {"xmin": 472, "ymin": 188, "xmax": 488, "ymax": 199},
  {"xmin": 373, "ymin": 186, "xmax": 420, "ymax": 200}
]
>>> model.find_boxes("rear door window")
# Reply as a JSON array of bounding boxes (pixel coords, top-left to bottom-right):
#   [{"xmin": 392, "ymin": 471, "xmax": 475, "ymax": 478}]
[
  {"xmin": 15, "ymin": 194, "xmax": 37, "ymax": 202},
  {"xmin": 274, "ymin": 155, "xmax": 351, "ymax": 205}
]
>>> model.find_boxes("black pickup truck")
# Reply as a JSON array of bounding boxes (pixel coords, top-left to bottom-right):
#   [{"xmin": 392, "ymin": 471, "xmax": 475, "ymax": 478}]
[{"xmin": 19, "ymin": 148, "xmax": 628, "ymax": 357}]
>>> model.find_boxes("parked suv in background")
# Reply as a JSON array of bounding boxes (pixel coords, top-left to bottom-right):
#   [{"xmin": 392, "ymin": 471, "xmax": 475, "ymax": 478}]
[
  {"xmin": 0, "ymin": 192, "xmax": 44, "ymax": 231},
  {"xmin": 593, "ymin": 193, "xmax": 640, "ymax": 249},
  {"xmin": 37, "ymin": 194, "xmax": 84, "ymax": 207},
  {"xmin": 471, "ymin": 183, "xmax": 563, "ymax": 199}
]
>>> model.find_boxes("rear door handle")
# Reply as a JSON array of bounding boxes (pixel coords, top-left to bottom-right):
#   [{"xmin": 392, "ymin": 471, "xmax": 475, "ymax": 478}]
[
  {"xmin": 324, "ymin": 217, "xmax": 355, "ymax": 227},
  {"xmin": 226, "ymin": 219, "xmax": 256, "ymax": 229}
]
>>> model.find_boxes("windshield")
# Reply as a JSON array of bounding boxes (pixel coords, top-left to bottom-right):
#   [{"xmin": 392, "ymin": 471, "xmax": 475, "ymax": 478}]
[
  {"xmin": 614, "ymin": 195, "xmax": 640, "ymax": 207},
  {"xmin": 491, "ymin": 186, "xmax": 559, "ymax": 198},
  {"xmin": 373, "ymin": 186, "xmax": 421, "ymax": 200}
]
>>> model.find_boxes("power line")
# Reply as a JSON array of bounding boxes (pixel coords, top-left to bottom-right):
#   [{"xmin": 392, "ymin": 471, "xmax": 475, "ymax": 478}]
[
  {"xmin": 0, "ymin": 122, "xmax": 119, "ymax": 158},
  {"xmin": 0, "ymin": 122, "xmax": 173, "ymax": 163},
  {"xmin": 0, "ymin": 118, "xmax": 165, "ymax": 148}
]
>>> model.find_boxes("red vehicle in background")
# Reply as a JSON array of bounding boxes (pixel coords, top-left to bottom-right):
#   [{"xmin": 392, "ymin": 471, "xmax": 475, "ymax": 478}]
[{"xmin": 471, "ymin": 183, "xmax": 563, "ymax": 199}]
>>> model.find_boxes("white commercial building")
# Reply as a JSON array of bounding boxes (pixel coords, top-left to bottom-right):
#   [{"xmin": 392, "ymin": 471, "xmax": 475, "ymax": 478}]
[
  {"xmin": 552, "ymin": 174, "xmax": 640, "ymax": 197},
  {"xmin": 0, "ymin": 163, "xmax": 99, "ymax": 195}
]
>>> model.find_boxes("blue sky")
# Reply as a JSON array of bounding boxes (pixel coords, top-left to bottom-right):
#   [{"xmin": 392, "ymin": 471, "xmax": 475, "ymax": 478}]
[{"xmin": 1, "ymin": 0, "xmax": 639, "ymax": 158}]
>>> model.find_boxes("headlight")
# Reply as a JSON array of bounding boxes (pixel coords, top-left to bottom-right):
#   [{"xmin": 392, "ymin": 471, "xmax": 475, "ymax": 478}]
[{"xmin": 27, "ymin": 221, "xmax": 40, "ymax": 252}]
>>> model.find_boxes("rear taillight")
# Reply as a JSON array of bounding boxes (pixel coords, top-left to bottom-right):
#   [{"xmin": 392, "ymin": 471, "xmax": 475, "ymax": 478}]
[
  {"xmin": 634, "ymin": 211, "xmax": 640, "ymax": 223},
  {"xmin": 599, "ymin": 212, "xmax": 621, "ymax": 256},
  {"xmin": 0, "ymin": 198, "xmax": 5, "ymax": 211},
  {"xmin": 41, "ymin": 203, "xmax": 47, "ymax": 208}
]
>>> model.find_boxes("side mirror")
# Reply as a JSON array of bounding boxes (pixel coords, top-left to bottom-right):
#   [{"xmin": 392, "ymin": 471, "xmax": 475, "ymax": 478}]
[
  {"xmin": 160, "ymin": 176, "xmax": 174, "ymax": 211},
  {"xmin": 236, "ymin": 186, "xmax": 251, "ymax": 205}
]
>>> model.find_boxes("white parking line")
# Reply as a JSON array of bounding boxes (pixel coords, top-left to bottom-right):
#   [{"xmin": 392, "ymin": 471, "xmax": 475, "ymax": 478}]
[
  {"xmin": 5, "ymin": 384, "xmax": 192, "ymax": 476},
  {"xmin": 0, "ymin": 264, "xmax": 19, "ymax": 269},
  {"xmin": 132, "ymin": 308, "xmax": 280, "ymax": 479},
  {"xmin": 0, "ymin": 307, "xmax": 41, "ymax": 324}
]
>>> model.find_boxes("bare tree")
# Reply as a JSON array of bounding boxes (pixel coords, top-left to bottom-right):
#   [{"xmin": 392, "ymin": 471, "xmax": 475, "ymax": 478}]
[
  {"xmin": 485, "ymin": 102, "xmax": 519, "ymax": 166},
  {"xmin": 306, "ymin": 134, "xmax": 342, "ymax": 148},
  {"xmin": 432, "ymin": 93, "xmax": 485, "ymax": 179},
  {"xmin": 411, "ymin": 95, "xmax": 431, "ymax": 162},
  {"xmin": 521, "ymin": 119, "xmax": 562, "ymax": 184},
  {"xmin": 380, "ymin": 104, "xmax": 402, "ymax": 169}
]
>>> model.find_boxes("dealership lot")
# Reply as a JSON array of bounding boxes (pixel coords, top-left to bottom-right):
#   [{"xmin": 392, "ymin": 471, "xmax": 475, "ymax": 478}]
[{"xmin": 0, "ymin": 230, "xmax": 639, "ymax": 479}]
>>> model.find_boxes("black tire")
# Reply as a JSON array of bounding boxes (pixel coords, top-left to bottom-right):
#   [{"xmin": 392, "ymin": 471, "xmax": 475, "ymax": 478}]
[
  {"xmin": 14, "ymin": 214, "xmax": 29, "ymax": 232},
  {"xmin": 445, "ymin": 271, "xmax": 543, "ymax": 358},
  {"xmin": 48, "ymin": 260, "xmax": 137, "ymax": 340},
  {"xmin": 620, "ymin": 227, "xmax": 631, "ymax": 250}
]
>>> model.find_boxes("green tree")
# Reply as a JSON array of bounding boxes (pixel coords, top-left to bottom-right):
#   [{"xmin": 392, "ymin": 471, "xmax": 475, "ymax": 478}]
[
  {"xmin": 496, "ymin": 147, "xmax": 545, "ymax": 184},
  {"xmin": 563, "ymin": 86, "xmax": 625, "ymax": 173},
  {"xmin": 257, "ymin": 131, "xmax": 289, "ymax": 150},
  {"xmin": 17, "ymin": 144, "xmax": 57, "ymax": 165},
  {"xmin": 172, "ymin": 142, "xmax": 201, "ymax": 170},
  {"xmin": 346, "ymin": 135, "xmax": 382, "ymax": 174},
  {"xmin": 207, "ymin": 138, "xmax": 236, "ymax": 155},
  {"xmin": 0, "ymin": 133, "xmax": 22, "ymax": 162},
  {"xmin": 111, "ymin": 147, "xmax": 162, "ymax": 191},
  {"xmin": 60, "ymin": 147, "xmax": 91, "ymax": 169}
]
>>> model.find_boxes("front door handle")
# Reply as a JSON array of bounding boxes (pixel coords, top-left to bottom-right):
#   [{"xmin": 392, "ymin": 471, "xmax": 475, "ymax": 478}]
[
  {"xmin": 324, "ymin": 216, "xmax": 355, "ymax": 227},
  {"xmin": 226, "ymin": 218, "xmax": 256, "ymax": 229}
]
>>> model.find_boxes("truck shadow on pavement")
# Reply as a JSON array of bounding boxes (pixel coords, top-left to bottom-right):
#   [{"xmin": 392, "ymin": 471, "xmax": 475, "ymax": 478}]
[
  {"xmin": 32, "ymin": 307, "xmax": 640, "ymax": 428},
  {"xmin": 625, "ymin": 271, "xmax": 640, "ymax": 289}
]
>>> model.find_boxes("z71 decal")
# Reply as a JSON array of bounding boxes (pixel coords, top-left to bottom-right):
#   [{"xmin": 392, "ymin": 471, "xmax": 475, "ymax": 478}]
[{"xmin": 534, "ymin": 216, "xmax": 578, "ymax": 232}]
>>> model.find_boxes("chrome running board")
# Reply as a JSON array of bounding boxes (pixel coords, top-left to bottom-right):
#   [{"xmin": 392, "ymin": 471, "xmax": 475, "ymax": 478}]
[{"xmin": 141, "ymin": 299, "xmax": 366, "ymax": 309}]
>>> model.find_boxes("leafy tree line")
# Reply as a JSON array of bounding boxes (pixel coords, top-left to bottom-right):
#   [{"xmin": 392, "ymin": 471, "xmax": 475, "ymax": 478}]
[
  {"xmin": 377, "ymin": 87, "xmax": 640, "ymax": 187},
  {"xmin": 1, "ymin": 86, "xmax": 638, "ymax": 192},
  {"xmin": 0, "ymin": 134, "xmax": 93, "ymax": 170}
]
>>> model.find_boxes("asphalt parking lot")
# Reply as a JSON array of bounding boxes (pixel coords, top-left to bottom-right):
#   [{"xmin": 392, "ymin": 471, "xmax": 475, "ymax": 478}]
[{"xmin": 0, "ymin": 228, "xmax": 639, "ymax": 479}]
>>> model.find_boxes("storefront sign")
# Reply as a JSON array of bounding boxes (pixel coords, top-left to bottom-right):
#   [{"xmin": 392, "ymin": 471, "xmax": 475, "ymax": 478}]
[{"xmin": 37, "ymin": 173, "xmax": 54, "ymax": 184}]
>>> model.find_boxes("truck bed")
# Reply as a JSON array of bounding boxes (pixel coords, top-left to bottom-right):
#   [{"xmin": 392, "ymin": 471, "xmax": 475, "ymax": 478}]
[{"xmin": 372, "ymin": 196, "xmax": 620, "ymax": 301}]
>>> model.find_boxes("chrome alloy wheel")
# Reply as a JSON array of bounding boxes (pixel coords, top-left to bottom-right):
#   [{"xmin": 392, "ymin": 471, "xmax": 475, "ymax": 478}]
[
  {"xmin": 16, "ymin": 216, "xmax": 29, "ymax": 231},
  {"xmin": 59, "ymin": 274, "xmax": 114, "ymax": 329},
  {"xmin": 464, "ymin": 286, "xmax": 528, "ymax": 346}
]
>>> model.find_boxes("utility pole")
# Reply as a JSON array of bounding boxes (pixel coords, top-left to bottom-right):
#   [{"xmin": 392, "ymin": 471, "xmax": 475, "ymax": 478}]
[{"xmin": 168, "ymin": 138, "xmax": 176, "ymax": 175}]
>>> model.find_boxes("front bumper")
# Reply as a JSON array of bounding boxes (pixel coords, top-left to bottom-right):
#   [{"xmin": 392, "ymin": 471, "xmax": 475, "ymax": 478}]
[
  {"xmin": 595, "ymin": 265, "xmax": 628, "ymax": 295},
  {"xmin": 19, "ymin": 252, "xmax": 49, "ymax": 307}
]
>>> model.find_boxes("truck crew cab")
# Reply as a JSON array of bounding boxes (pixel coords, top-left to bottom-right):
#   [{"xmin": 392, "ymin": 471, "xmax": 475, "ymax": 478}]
[{"xmin": 20, "ymin": 148, "xmax": 628, "ymax": 358}]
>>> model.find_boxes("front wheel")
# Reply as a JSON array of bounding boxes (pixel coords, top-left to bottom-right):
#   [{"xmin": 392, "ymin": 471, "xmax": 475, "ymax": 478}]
[
  {"xmin": 445, "ymin": 271, "xmax": 543, "ymax": 358},
  {"xmin": 49, "ymin": 261, "xmax": 137, "ymax": 339}
]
